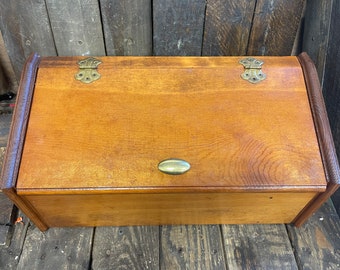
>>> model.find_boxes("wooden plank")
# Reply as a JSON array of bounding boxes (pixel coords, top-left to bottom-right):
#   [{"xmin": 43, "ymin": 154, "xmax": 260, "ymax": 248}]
[
  {"xmin": 0, "ymin": 225, "xmax": 10, "ymax": 246},
  {"xmin": 0, "ymin": 30, "xmax": 18, "ymax": 92},
  {"xmin": 100, "ymin": 0, "xmax": 152, "ymax": 56},
  {"xmin": 0, "ymin": 192, "xmax": 15, "ymax": 225},
  {"xmin": 45, "ymin": 0, "xmax": 105, "ymax": 56},
  {"xmin": 302, "ymin": 0, "xmax": 333, "ymax": 84},
  {"xmin": 0, "ymin": 0, "xmax": 56, "ymax": 79},
  {"xmin": 0, "ymin": 113, "xmax": 12, "ymax": 147},
  {"xmin": 92, "ymin": 226, "xmax": 159, "ymax": 269},
  {"xmin": 287, "ymin": 200, "xmax": 340, "ymax": 269},
  {"xmin": 247, "ymin": 0, "xmax": 305, "ymax": 55},
  {"xmin": 321, "ymin": 0, "xmax": 340, "ymax": 215},
  {"xmin": 160, "ymin": 225, "xmax": 226, "ymax": 269},
  {"xmin": 202, "ymin": 0, "xmax": 256, "ymax": 56},
  {"xmin": 153, "ymin": 0, "xmax": 206, "ymax": 56},
  {"xmin": 16, "ymin": 226, "xmax": 93, "ymax": 270},
  {"xmin": 0, "ymin": 145, "xmax": 16, "ymax": 245},
  {"xmin": 222, "ymin": 224, "xmax": 298, "ymax": 269},
  {"xmin": 0, "ymin": 211, "xmax": 29, "ymax": 269}
]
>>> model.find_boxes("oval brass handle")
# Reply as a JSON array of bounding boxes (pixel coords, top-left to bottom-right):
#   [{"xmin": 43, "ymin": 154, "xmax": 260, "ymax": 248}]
[{"xmin": 158, "ymin": 158, "xmax": 191, "ymax": 175}]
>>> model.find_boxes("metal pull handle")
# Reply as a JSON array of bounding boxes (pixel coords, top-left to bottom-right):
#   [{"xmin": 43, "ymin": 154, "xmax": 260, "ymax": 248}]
[{"xmin": 158, "ymin": 158, "xmax": 191, "ymax": 175}]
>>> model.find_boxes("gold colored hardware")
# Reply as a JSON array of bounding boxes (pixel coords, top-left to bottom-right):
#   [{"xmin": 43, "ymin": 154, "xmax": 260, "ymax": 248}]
[
  {"xmin": 75, "ymin": 57, "xmax": 102, "ymax": 83},
  {"xmin": 158, "ymin": 158, "xmax": 191, "ymax": 175},
  {"xmin": 239, "ymin": 57, "xmax": 266, "ymax": 83}
]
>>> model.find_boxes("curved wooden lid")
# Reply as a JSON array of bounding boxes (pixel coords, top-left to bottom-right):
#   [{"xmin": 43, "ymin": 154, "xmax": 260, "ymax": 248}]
[{"xmin": 16, "ymin": 56, "xmax": 326, "ymax": 193}]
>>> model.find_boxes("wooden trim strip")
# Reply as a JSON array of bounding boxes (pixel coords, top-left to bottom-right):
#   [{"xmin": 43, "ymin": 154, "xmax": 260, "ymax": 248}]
[
  {"xmin": 0, "ymin": 53, "xmax": 48, "ymax": 230},
  {"xmin": 1, "ymin": 53, "xmax": 40, "ymax": 190},
  {"xmin": 294, "ymin": 52, "xmax": 340, "ymax": 226}
]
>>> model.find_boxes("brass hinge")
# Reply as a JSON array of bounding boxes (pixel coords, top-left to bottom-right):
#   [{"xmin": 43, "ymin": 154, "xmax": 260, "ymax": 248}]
[
  {"xmin": 75, "ymin": 57, "xmax": 102, "ymax": 84},
  {"xmin": 239, "ymin": 57, "xmax": 266, "ymax": 84}
]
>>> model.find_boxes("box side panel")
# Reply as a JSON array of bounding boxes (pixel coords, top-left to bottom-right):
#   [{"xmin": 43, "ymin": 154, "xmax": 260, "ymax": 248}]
[
  {"xmin": 21, "ymin": 192, "xmax": 317, "ymax": 228},
  {"xmin": 293, "ymin": 53, "xmax": 340, "ymax": 226}
]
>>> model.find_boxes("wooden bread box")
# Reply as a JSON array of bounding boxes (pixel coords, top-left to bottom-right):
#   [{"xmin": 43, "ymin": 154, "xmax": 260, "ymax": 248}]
[{"xmin": 1, "ymin": 53, "xmax": 339, "ymax": 231}]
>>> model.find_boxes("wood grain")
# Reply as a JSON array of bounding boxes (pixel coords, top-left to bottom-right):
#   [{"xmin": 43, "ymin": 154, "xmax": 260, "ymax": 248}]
[
  {"xmin": 222, "ymin": 224, "xmax": 298, "ymax": 269},
  {"xmin": 0, "ymin": 54, "xmax": 48, "ymax": 231},
  {"xmin": 287, "ymin": 200, "xmax": 340, "ymax": 269},
  {"xmin": 160, "ymin": 225, "xmax": 226, "ymax": 269},
  {"xmin": 0, "ymin": 0, "xmax": 56, "ymax": 78},
  {"xmin": 247, "ymin": 0, "xmax": 305, "ymax": 55},
  {"xmin": 202, "ymin": 0, "xmax": 256, "ymax": 56},
  {"xmin": 100, "ymin": 0, "xmax": 152, "ymax": 56},
  {"xmin": 1, "ymin": 53, "xmax": 40, "ymax": 190},
  {"xmin": 302, "ymin": 0, "xmax": 334, "ymax": 84},
  {"xmin": 16, "ymin": 226, "xmax": 93, "ymax": 270},
  {"xmin": 153, "ymin": 0, "xmax": 206, "ymax": 56},
  {"xmin": 45, "ymin": 0, "xmax": 105, "ymax": 56},
  {"xmin": 20, "ymin": 192, "xmax": 316, "ymax": 228},
  {"xmin": 293, "ymin": 53, "xmax": 340, "ymax": 226},
  {"xmin": 92, "ymin": 226, "xmax": 159, "ymax": 269},
  {"xmin": 17, "ymin": 56, "xmax": 325, "ymax": 191}
]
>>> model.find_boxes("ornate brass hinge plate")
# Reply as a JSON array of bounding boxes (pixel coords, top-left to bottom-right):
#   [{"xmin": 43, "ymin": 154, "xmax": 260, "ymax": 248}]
[
  {"xmin": 239, "ymin": 57, "xmax": 266, "ymax": 84},
  {"xmin": 75, "ymin": 57, "xmax": 102, "ymax": 83}
]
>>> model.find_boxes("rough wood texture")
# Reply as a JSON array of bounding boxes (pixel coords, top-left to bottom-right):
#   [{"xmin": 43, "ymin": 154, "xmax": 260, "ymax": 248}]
[
  {"xmin": 202, "ymin": 0, "xmax": 256, "ymax": 56},
  {"xmin": 0, "ymin": 114, "xmax": 11, "ymax": 147},
  {"xmin": 0, "ymin": 114, "xmax": 14, "ymax": 245},
  {"xmin": 0, "ymin": 30, "xmax": 18, "ymax": 92},
  {"xmin": 0, "ymin": 0, "xmax": 56, "ymax": 78},
  {"xmin": 0, "ymin": 211, "xmax": 29, "ymax": 269},
  {"xmin": 16, "ymin": 226, "xmax": 93, "ymax": 270},
  {"xmin": 45, "ymin": 0, "xmax": 105, "ymax": 56},
  {"xmin": 92, "ymin": 226, "xmax": 159, "ymax": 269},
  {"xmin": 222, "ymin": 224, "xmax": 298, "ymax": 269},
  {"xmin": 0, "ymin": 192, "xmax": 15, "ymax": 225},
  {"xmin": 0, "ymin": 226, "xmax": 10, "ymax": 246},
  {"xmin": 322, "ymin": 0, "xmax": 340, "ymax": 216},
  {"xmin": 161, "ymin": 225, "xmax": 226, "ymax": 269},
  {"xmin": 100, "ymin": 0, "xmax": 152, "ymax": 55},
  {"xmin": 247, "ymin": 0, "xmax": 305, "ymax": 55},
  {"xmin": 153, "ymin": 0, "xmax": 206, "ymax": 55},
  {"xmin": 288, "ymin": 200, "xmax": 340, "ymax": 269},
  {"xmin": 302, "ymin": 0, "xmax": 333, "ymax": 84}
]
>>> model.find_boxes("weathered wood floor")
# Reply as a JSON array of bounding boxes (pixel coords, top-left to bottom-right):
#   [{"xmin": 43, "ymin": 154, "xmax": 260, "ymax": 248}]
[{"xmin": 1, "ymin": 113, "xmax": 340, "ymax": 270}]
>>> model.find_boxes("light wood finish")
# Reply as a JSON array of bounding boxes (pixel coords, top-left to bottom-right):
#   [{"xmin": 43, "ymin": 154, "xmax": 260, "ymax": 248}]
[
  {"xmin": 21, "ymin": 192, "xmax": 316, "ymax": 228},
  {"xmin": 293, "ymin": 53, "xmax": 340, "ymax": 226},
  {"xmin": 17, "ymin": 56, "xmax": 325, "ymax": 192},
  {"xmin": 2, "ymin": 55, "xmax": 334, "ymax": 230}
]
